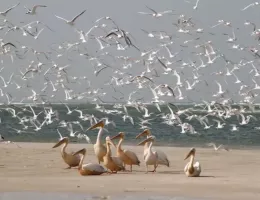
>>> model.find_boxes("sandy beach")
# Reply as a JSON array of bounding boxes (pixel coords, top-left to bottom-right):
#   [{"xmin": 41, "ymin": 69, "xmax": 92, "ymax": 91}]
[{"xmin": 0, "ymin": 142, "xmax": 260, "ymax": 200}]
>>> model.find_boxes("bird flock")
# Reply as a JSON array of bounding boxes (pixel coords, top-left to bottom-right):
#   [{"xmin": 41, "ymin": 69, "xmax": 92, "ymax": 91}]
[{"xmin": 0, "ymin": 1, "xmax": 260, "ymax": 149}]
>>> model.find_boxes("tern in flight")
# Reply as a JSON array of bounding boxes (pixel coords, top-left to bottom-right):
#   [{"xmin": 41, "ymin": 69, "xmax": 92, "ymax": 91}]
[
  {"xmin": 138, "ymin": 5, "xmax": 174, "ymax": 18},
  {"xmin": 55, "ymin": 10, "xmax": 86, "ymax": 25}
]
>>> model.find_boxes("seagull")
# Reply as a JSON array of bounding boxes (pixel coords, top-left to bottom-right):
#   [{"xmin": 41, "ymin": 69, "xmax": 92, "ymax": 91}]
[
  {"xmin": 24, "ymin": 5, "xmax": 47, "ymax": 15},
  {"xmin": 207, "ymin": 143, "xmax": 229, "ymax": 151},
  {"xmin": 138, "ymin": 6, "xmax": 174, "ymax": 18},
  {"xmin": 55, "ymin": 10, "xmax": 86, "ymax": 25},
  {"xmin": 230, "ymin": 124, "xmax": 239, "ymax": 132},
  {"xmin": 0, "ymin": 2, "xmax": 20, "ymax": 16},
  {"xmin": 213, "ymin": 119, "xmax": 225, "ymax": 129}
]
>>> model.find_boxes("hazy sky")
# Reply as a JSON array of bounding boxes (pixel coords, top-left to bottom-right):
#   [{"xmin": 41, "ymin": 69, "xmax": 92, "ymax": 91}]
[{"xmin": 0, "ymin": 0, "xmax": 259, "ymax": 104}]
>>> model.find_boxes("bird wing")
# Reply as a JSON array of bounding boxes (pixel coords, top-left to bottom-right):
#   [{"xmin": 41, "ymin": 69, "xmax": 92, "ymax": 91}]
[
  {"xmin": 160, "ymin": 10, "xmax": 174, "ymax": 14},
  {"xmin": 82, "ymin": 163, "xmax": 107, "ymax": 173},
  {"xmin": 124, "ymin": 149, "xmax": 140, "ymax": 165},
  {"xmin": 241, "ymin": 3, "xmax": 254, "ymax": 11},
  {"xmin": 71, "ymin": 10, "xmax": 86, "ymax": 23},
  {"xmin": 2, "ymin": 2, "xmax": 20, "ymax": 14},
  {"xmin": 32, "ymin": 5, "xmax": 47, "ymax": 13},
  {"xmin": 55, "ymin": 15, "xmax": 68, "ymax": 22},
  {"xmin": 145, "ymin": 5, "xmax": 157, "ymax": 14},
  {"xmin": 156, "ymin": 149, "xmax": 170, "ymax": 166},
  {"xmin": 166, "ymin": 86, "xmax": 175, "ymax": 97},
  {"xmin": 138, "ymin": 12, "xmax": 153, "ymax": 15},
  {"xmin": 111, "ymin": 156, "xmax": 124, "ymax": 168}
]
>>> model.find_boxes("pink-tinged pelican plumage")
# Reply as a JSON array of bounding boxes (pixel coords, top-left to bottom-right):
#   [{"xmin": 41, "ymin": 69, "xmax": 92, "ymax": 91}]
[
  {"xmin": 137, "ymin": 135, "xmax": 158, "ymax": 173},
  {"xmin": 184, "ymin": 148, "xmax": 201, "ymax": 177},
  {"xmin": 103, "ymin": 136, "xmax": 125, "ymax": 173},
  {"xmin": 136, "ymin": 129, "xmax": 170, "ymax": 167},
  {"xmin": 73, "ymin": 148, "xmax": 107, "ymax": 175},
  {"xmin": 52, "ymin": 137, "xmax": 80, "ymax": 168},
  {"xmin": 111, "ymin": 132, "xmax": 140, "ymax": 171},
  {"xmin": 87, "ymin": 120, "xmax": 107, "ymax": 164}
]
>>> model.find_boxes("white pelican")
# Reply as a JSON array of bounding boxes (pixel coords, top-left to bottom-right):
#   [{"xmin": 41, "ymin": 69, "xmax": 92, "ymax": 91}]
[
  {"xmin": 137, "ymin": 135, "xmax": 158, "ymax": 173},
  {"xmin": 87, "ymin": 120, "xmax": 107, "ymax": 164},
  {"xmin": 111, "ymin": 132, "xmax": 140, "ymax": 171},
  {"xmin": 184, "ymin": 148, "xmax": 201, "ymax": 177},
  {"xmin": 136, "ymin": 129, "xmax": 170, "ymax": 167},
  {"xmin": 52, "ymin": 137, "xmax": 80, "ymax": 168},
  {"xmin": 72, "ymin": 148, "xmax": 107, "ymax": 175},
  {"xmin": 103, "ymin": 136, "xmax": 125, "ymax": 173}
]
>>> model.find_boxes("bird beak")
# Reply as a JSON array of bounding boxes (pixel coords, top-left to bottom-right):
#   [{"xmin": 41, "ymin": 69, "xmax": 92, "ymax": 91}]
[
  {"xmin": 184, "ymin": 149, "xmax": 193, "ymax": 160},
  {"xmin": 136, "ymin": 129, "xmax": 149, "ymax": 139},
  {"xmin": 52, "ymin": 138, "xmax": 66, "ymax": 148},
  {"xmin": 110, "ymin": 132, "xmax": 122, "ymax": 140},
  {"xmin": 87, "ymin": 121, "xmax": 104, "ymax": 131},
  {"xmin": 137, "ymin": 136, "xmax": 152, "ymax": 146},
  {"xmin": 72, "ymin": 148, "xmax": 86, "ymax": 156}
]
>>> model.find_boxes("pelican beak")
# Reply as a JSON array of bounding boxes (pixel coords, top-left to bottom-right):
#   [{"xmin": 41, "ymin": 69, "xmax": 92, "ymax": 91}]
[
  {"xmin": 110, "ymin": 132, "xmax": 123, "ymax": 140},
  {"xmin": 137, "ymin": 136, "xmax": 153, "ymax": 146},
  {"xmin": 87, "ymin": 120, "xmax": 104, "ymax": 131},
  {"xmin": 72, "ymin": 148, "xmax": 86, "ymax": 156},
  {"xmin": 52, "ymin": 137, "xmax": 67, "ymax": 148},
  {"xmin": 184, "ymin": 148, "xmax": 195, "ymax": 160},
  {"xmin": 136, "ymin": 129, "xmax": 150, "ymax": 139}
]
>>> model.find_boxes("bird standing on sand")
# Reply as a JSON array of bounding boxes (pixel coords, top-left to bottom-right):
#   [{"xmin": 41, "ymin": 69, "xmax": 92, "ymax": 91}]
[{"xmin": 111, "ymin": 132, "xmax": 140, "ymax": 172}]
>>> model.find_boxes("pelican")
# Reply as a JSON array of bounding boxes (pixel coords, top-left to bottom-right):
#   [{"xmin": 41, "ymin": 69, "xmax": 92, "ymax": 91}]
[
  {"xmin": 184, "ymin": 148, "xmax": 201, "ymax": 177},
  {"xmin": 137, "ymin": 135, "xmax": 158, "ymax": 173},
  {"xmin": 111, "ymin": 132, "xmax": 140, "ymax": 171},
  {"xmin": 87, "ymin": 120, "xmax": 107, "ymax": 164},
  {"xmin": 136, "ymin": 129, "xmax": 170, "ymax": 167},
  {"xmin": 103, "ymin": 136, "xmax": 125, "ymax": 173},
  {"xmin": 52, "ymin": 137, "xmax": 80, "ymax": 168},
  {"xmin": 72, "ymin": 148, "xmax": 107, "ymax": 175}
]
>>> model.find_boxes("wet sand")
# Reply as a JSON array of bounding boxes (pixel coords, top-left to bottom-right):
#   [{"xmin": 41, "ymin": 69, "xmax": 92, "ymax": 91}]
[{"xmin": 0, "ymin": 142, "xmax": 260, "ymax": 200}]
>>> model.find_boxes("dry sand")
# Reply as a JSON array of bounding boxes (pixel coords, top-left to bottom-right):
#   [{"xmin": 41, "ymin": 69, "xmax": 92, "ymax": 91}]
[{"xmin": 0, "ymin": 142, "xmax": 260, "ymax": 200}]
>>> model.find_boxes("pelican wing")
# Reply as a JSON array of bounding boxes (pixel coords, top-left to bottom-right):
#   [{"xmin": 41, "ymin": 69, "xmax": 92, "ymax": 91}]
[
  {"xmin": 156, "ymin": 149, "xmax": 170, "ymax": 167},
  {"xmin": 82, "ymin": 163, "xmax": 107, "ymax": 173},
  {"xmin": 111, "ymin": 156, "xmax": 124, "ymax": 168},
  {"xmin": 124, "ymin": 149, "xmax": 140, "ymax": 165}
]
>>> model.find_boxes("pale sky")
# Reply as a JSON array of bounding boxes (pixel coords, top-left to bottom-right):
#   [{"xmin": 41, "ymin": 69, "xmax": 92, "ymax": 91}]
[{"xmin": 0, "ymin": 0, "xmax": 259, "ymax": 104}]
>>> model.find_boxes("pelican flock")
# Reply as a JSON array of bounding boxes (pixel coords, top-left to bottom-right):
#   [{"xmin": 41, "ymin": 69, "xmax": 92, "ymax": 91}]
[{"xmin": 0, "ymin": 1, "xmax": 259, "ymax": 178}]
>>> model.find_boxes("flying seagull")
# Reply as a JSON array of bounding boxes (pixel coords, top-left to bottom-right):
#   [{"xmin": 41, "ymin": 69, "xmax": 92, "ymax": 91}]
[{"xmin": 55, "ymin": 10, "xmax": 86, "ymax": 25}]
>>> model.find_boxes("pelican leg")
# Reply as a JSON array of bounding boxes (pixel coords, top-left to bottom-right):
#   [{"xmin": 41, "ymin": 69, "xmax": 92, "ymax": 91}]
[
  {"xmin": 145, "ymin": 165, "xmax": 148, "ymax": 174},
  {"xmin": 151, "ymin": 164, "xmax": 157, "ymax": 172},
  {"xmin": 130, "ymin": 165, "xmax": 132, "ymax": 172},
  {"xmin": 106, "ymin": 171, "xmax": 113, "ymax": 175}
]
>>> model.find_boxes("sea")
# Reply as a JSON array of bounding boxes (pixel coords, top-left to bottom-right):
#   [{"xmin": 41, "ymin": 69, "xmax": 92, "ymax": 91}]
[{"xmin": 1, "ymin": 103, "xmax": 260, "ymax": 149}]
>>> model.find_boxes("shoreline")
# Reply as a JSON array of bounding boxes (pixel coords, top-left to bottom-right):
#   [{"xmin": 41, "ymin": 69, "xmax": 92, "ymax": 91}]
[
  {"xmin": 1, "ymin": 142, "xmax": 260, "ymax": 200},
  {"xmin": 2, "ymin": 141, "xmax": 260, "ymax": 150}
]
